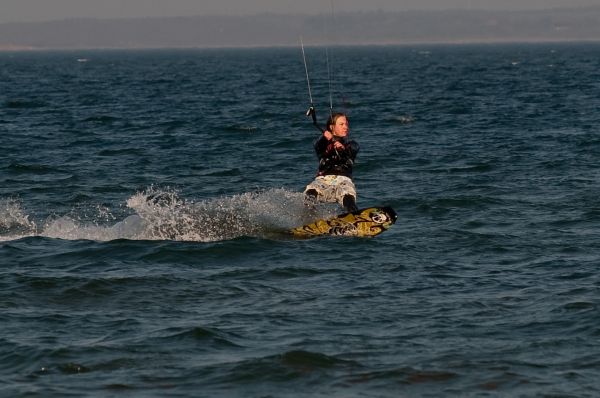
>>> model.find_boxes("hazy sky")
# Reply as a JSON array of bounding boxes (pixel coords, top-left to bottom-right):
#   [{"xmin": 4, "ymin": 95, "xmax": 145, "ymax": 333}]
[{"xmin": 2, "ymin": 0, "xmax": 600, "ymax": 24}]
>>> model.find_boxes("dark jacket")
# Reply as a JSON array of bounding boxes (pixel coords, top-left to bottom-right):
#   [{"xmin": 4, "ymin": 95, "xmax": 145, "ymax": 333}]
[{"xmin": 314, "ymin": 134, "xmax": 359, "ymax": 178}]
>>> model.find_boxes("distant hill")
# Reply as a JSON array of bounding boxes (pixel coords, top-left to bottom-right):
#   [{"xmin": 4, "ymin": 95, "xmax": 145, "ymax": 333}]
[{"xmin": 2, "ymin": 8, "xmax": 600, "ymax": 50}]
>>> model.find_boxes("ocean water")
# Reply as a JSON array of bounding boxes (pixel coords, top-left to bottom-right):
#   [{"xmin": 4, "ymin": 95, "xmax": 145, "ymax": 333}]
[{"xmin": 1, "ymin": 43, "xmax": 600, "ymax": 396}]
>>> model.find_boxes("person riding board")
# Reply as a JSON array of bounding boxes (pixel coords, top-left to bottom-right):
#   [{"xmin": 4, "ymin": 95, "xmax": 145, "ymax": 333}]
[{"xmin": 304, "ymin": 112, "xmax": 359, "ymax": 213}]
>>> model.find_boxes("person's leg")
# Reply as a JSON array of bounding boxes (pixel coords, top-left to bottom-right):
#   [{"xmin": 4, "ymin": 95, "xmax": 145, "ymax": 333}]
[
  {"xmin": 304, "ymin": 188, "xmax": 318, "ymax": 207},
  {"xmin": 335, "ymin": 176, "xmax": 358, "ymax": 212},
  {"xmin": 305, "ymin": 188, "xmax": 318, "ymax": 199},
  {"xmin": 304, "ymin": 176, "xmax": 334, "ymax": 207},
  {"xmin": 342, "ymin": 194, "xmax": 358, "ymax": 212}
]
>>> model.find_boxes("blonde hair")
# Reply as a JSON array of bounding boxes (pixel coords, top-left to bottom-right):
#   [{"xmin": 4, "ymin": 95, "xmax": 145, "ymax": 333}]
[{"xmin": 326, "ymin": 112, "xmax": 347, "ymax": 131}]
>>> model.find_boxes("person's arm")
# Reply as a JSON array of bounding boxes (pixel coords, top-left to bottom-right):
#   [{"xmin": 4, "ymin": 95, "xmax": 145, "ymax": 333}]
[{"xmin": 314, "ymin": 131, "xmax": 333, "ymax": 157}]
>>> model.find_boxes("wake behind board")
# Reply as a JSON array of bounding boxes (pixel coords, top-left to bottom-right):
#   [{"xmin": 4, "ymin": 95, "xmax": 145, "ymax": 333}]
[{"xmin": 291, "ymin": 206, "xmax": 397, "ymax": 238}]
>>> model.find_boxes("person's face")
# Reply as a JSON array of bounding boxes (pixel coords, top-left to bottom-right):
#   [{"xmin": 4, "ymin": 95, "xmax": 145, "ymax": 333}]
[{"xmin": 331, "ymin": 116, "xmax": 349, "ymax": 137}]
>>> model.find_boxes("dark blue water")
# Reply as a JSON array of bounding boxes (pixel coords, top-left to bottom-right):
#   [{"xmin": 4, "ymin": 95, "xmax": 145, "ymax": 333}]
[{"xmin": 2, "ymin": 44, "xmax": 600, "ymax": 396}]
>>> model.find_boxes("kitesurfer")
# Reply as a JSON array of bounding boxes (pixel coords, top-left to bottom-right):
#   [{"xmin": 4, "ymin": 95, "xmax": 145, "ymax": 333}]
[{"xmin": 304, "ymin": 112, "xmax": 359, "ymax": 213}]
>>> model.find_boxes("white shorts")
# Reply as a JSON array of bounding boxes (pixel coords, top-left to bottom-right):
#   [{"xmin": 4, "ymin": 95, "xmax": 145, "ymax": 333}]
[{"xmin": 304, "ymin": 175, "xmax": 357, "ymax": 205}]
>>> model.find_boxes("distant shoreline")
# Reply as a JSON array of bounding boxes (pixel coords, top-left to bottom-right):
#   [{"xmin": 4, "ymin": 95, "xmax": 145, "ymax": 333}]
[
  {"xmin": 3, "ymin": 38, "xmax": 600, "ymax": 53},
  {"xmin": 3, "ymin": 8, "xmax": 600, "ymax": 50}
]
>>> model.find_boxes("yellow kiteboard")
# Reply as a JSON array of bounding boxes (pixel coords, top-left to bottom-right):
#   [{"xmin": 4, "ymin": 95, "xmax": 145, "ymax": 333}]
[{"xmin": 291, "ymin": 207, "xmax": 397, "ymax": 238}]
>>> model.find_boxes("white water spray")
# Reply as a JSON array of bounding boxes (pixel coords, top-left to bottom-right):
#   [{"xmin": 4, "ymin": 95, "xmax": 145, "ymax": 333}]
[{"xmin": 1, "ymin": 188, "xmax": 339, "ymax": 243}]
